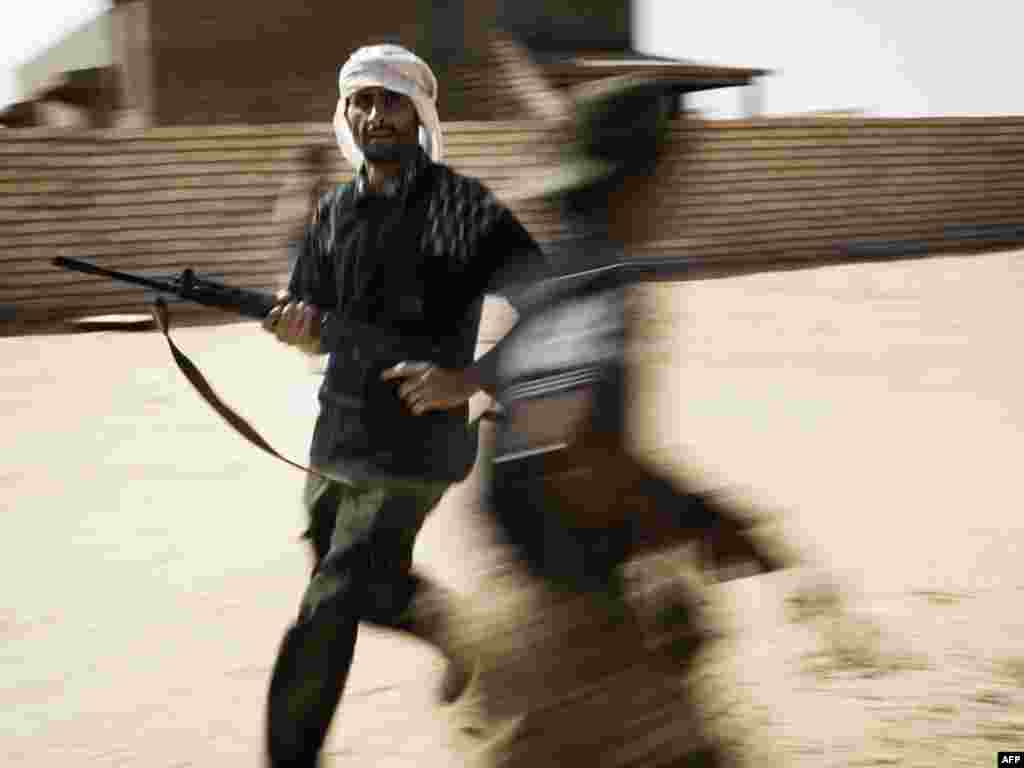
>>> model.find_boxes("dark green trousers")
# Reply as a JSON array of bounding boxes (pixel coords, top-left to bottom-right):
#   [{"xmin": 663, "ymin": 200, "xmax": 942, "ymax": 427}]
[{"xmin": 265, "ymin": 474, "xmax": 448, "ymax": 768}]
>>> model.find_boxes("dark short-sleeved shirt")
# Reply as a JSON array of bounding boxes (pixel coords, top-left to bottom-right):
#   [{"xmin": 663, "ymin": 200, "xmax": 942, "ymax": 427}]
[{"xmin": 288, "ymin": 148, "xmax": 545, "ymax": 484}]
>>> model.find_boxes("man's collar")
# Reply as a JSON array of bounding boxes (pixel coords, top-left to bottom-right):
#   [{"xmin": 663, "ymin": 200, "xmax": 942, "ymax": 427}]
[{"xmin": 353, "ymin": 146, "xmax": 430, "ymax": 202}]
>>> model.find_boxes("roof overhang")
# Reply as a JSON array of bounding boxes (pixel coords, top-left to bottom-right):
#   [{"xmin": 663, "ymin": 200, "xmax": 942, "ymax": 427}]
[{"xmin": 536, "ymin": 50, "xmax": 771, "ymax": 93}]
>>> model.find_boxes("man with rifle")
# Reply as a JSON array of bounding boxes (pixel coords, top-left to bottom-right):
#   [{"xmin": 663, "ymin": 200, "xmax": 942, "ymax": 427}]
[{"xmin": 258, "ymin": 43, "xmax": 550, "ymax": 768}]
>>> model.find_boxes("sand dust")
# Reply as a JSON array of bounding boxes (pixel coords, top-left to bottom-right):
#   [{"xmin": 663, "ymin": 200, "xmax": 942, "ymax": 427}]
[{"xmin": 3, "ymin": 250, "xmax": 1023, "ymax": 766}]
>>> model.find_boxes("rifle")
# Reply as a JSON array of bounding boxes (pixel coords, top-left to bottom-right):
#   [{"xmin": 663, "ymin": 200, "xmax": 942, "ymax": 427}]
[
  {"xmin": 51, "ymin": 256, "xmax": 446, "ymax": 358},
  {"xmin": 52, "ymin": 255, "xmax": 345, "ymax": 478},
  {"xmin": 50, "ymin": 256, "xmax": 483, "ymax": 482},
  {"xmin": 52, "ymin": 256, "xmax": 279, "ymax": 320}
]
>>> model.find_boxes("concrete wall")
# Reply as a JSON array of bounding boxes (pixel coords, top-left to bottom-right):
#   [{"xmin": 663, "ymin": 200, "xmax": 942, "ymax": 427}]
[
  {"xmin": 109, "ymin": 0, "xmax": 632, "ymax": 125},
  {"xmin": 144, "ymin": 0, "xmax": 511, "ymax": 125},
  {"xmin": 146, "ymin": 0, "xmax": 439, "ymax": 125},
  {"xmin": 111, "ymin": 0, "xmax": 154, "ymax": 126}
]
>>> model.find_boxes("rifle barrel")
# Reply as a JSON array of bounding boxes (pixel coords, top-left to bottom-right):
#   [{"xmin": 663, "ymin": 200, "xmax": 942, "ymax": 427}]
[{"xmin": 52, "ymin": 257, "xmax": 178, "ymax": 294}]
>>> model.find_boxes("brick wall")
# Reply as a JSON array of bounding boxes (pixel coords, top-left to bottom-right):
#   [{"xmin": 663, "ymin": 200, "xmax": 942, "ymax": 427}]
[
  {"xmin": 635, "ymin": 117, "xmax": 1024, "ymax": 266},
  {"xmin": 3, "ymin": 116, "xmax": 1023, "ymax": 333}
]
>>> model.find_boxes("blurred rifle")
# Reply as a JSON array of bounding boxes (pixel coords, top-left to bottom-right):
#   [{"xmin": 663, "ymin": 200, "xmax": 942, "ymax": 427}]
[
  {"xmin": 50, "ymin": 256, "xmax": 498, "ymax": 480},
  {"xmin": 50, "ymin": 255, "xmax": 446, "ymax": 356},
  {"xmin": 52, "ymin": 256, "xmax": 278, "ymax": 319},
  {"xmin": 52, "ymin": 256, "xmax": 441, "ymax": 480}
]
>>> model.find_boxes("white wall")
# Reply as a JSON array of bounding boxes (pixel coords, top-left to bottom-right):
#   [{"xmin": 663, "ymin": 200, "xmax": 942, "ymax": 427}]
[{"xmin": 634, "ymin": 0, "xmax": 1023, "ymax": 118}]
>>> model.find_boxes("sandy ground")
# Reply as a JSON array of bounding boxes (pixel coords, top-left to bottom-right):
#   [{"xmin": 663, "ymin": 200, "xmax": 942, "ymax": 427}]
[{"xmin": 3, "ymin": 249, "xmax": 1024, "ymax": 766}]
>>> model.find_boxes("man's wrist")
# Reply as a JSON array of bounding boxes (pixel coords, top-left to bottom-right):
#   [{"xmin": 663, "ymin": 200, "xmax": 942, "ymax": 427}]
[
  {"xmin": 464, "ymin": 352, "xmax": 498, "ymax": 399},
  {"xmin": 461, "ymin": 363, "xmax": 485, "ymax": 397}
]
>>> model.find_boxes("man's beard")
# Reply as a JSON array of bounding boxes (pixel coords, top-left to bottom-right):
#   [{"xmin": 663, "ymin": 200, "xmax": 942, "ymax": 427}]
[{"xmin": 361, "ymin": 138, "xmax": 419, "ymax": 163}]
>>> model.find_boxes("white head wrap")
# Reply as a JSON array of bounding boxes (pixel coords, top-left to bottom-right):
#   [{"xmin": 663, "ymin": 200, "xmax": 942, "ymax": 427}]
[{"xmin": 333, "ymin": 44, "xmax": 444, "ymax": 170}]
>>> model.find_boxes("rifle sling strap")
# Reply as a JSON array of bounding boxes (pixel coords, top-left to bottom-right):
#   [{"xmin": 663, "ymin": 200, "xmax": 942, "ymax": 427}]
[
  {"xmin": 150, "ymin": 298, "xmax": 498, "ymax": 481},
  {"xmin": 151, "ymin": 298, "xmax": 335, "ymax": 481}
]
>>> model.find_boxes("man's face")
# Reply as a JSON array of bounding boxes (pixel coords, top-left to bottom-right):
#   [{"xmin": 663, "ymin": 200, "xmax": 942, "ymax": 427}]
[{"xmin": 346, "ymin": 87, "xmax": 420, "ymax": 163}]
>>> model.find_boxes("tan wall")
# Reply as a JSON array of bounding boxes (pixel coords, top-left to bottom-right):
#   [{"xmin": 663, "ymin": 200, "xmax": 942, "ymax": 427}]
[
  {"xmin": 146, "ymin": 0, "xmax": 429, "ymax": 125},
  {"xmin": 133, "ymin": 0, "xmax": 626, "ymax": 125},
  {"xmin": 2, "ymin": 117, "xmax": 1023, "ymax": 333},
  {"xmin": 144, "ymin": 0, "xmax": 520, "ymax": 125},
  {"xmin": 638, "ymin": 116, "xmax": 1024, "ymax": 265}
]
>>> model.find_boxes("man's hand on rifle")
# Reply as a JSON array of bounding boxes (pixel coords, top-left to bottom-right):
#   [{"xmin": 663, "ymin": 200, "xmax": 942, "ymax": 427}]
[{"xmin": 262, "ymin": 292, "xmax": 323, "ymax": 355}]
